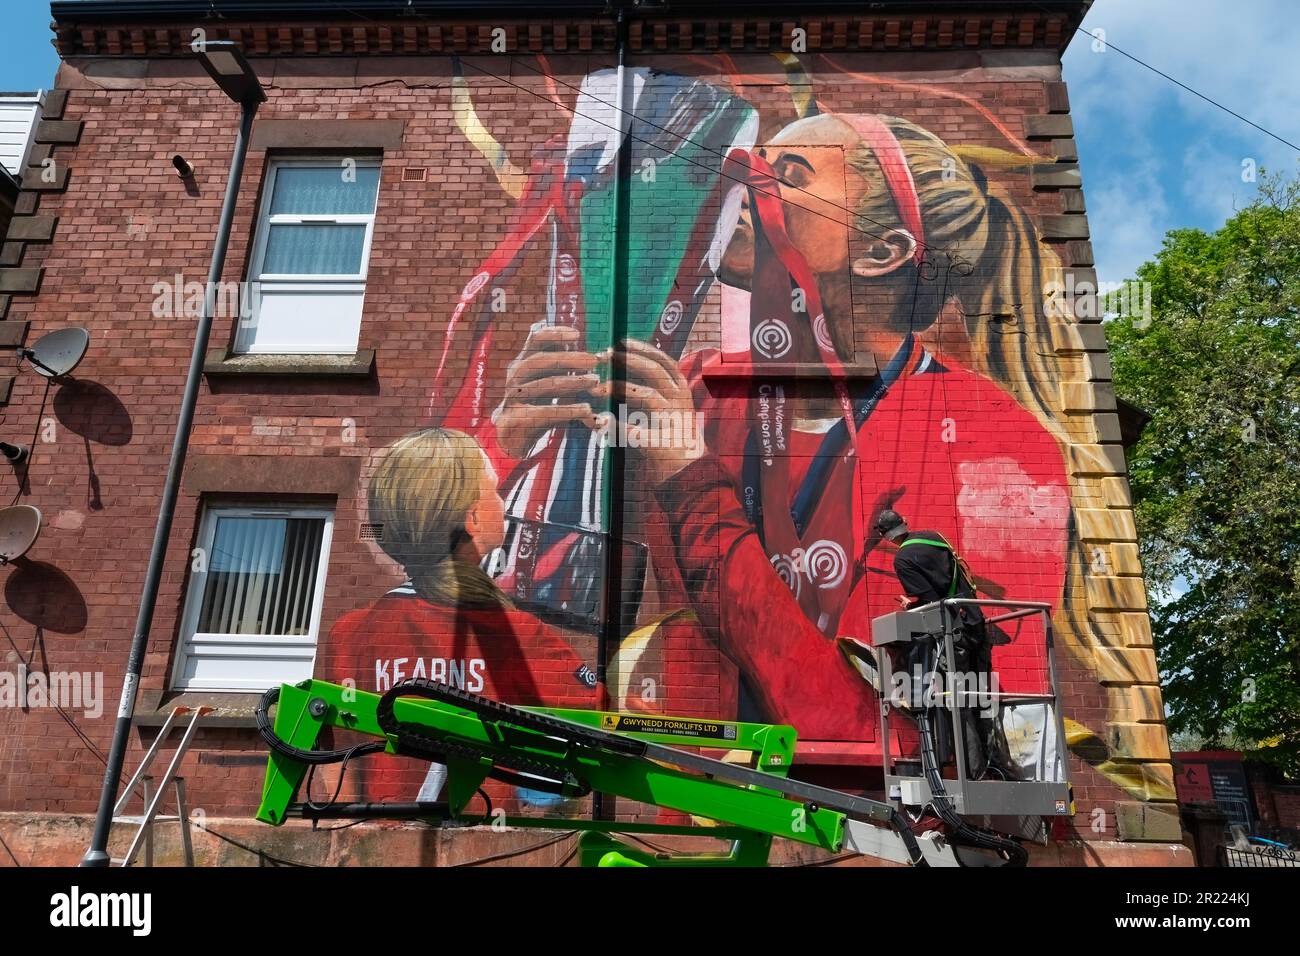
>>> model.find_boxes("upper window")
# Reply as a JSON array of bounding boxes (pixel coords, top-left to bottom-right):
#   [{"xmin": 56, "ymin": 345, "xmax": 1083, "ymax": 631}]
[
  {"xmin": 172, "ymin": 505, "xmax": 334, "ymax": 691},
  {"xmin": 236, "ymin": 158, "xmax": 382, "ymax": 354}
]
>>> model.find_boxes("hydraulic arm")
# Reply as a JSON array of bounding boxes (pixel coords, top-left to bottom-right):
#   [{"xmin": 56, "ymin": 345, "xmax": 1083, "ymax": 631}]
[{"xmin": 255, "ymin": 677, "xmax": 1017, "ymax": 867}]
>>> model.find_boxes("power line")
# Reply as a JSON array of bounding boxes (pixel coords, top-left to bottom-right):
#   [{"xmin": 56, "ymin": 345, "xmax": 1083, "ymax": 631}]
[
  {"xmin": 1049, "ymin": 2, "xmax": 1300, "ymax": 153},
  {"xmin": 315, "ymin": 0, "xmax": 969, "ymax": 263},
  {"xmin": 497, "ymin": 55, "xmax": 972, "ymax": 260},
  {"xmin": 332, "ymin": 0, "xmax": 1297, "ymax": 158},
  {"xmin": 454, "ymin": 55, "xmax": 963, "ymax": 262}
]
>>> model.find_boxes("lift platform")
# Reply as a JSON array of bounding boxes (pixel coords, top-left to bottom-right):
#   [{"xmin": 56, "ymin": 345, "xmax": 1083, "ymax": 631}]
[{"xmin": 872, "ymin": 599, "xmax": 1073, "ymax": 821}]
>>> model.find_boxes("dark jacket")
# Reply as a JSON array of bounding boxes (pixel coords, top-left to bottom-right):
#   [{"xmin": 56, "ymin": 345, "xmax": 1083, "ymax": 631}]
[{"xmin": 892, "ymin": 531, "xmax": 984, "ymax": 625}]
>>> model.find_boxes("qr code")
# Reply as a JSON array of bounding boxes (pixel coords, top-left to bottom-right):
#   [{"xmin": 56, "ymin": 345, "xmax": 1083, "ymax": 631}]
[{"xmin": 724, "ymin": 725, "xmax": 737, "ymax": 740}]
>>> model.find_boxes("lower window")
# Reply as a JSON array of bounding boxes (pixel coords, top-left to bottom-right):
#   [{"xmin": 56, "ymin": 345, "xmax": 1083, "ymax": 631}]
[{"xmin": 172, "ymin": 505, "xmax": 334, "ymax": 691}]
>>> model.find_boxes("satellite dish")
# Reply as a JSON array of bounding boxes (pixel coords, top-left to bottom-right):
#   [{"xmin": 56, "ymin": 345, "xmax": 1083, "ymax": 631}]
[
  {"xmin": 0, "ymin": 505, "xmax": 41, "ymax": 564},
  {"xmin": 26, "ymin": 327, "xmax": 90, "ymax": 379}
]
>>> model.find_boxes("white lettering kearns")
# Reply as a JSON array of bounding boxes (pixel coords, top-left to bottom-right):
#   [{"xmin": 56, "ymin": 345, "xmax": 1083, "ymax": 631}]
[{"xmin": 373, "ymin": 658, "xmax": 486, "ymax": 692}]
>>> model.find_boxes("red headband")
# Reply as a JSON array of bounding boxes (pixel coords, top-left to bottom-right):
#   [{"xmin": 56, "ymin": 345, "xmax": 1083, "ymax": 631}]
[{"xmin": 838, "ymin": 114, "xmax": 926, "ymax": 264}]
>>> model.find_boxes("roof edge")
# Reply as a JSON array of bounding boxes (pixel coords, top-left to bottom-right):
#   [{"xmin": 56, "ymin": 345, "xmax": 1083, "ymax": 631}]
[{"xmin": 51, "ymin": 1, "xmax": 1092, "ymax": 19}]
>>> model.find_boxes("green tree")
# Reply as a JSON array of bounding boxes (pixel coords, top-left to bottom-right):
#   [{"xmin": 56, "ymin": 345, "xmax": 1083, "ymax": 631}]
[{"xmin": 1106, "ymin": 171, "xmax": 1300, "ymax": 776}]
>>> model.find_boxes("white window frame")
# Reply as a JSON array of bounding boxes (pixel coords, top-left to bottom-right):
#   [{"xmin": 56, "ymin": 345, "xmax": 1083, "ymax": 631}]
[
  {"xmin": 0, "ymin": 91, "xmax": 45, "ymax": 177},
  {"xmin": 235, "ymin": 156, "xmax": 382, "ymax": 355},
  {"xmin": 171, "ymin": 504, "xmax": 335, "ymax": 692}
]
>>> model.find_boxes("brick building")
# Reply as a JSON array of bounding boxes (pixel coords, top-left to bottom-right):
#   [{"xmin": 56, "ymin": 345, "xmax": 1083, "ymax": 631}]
[{"xmin": 0, "ymin": 0, "xmax": 1189, "ymax": 866}]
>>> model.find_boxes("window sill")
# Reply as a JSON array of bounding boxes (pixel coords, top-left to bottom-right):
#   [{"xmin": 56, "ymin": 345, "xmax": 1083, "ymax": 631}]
[
  {"xmin": 702, "ymin": 358, "xmax": 879, "ymax": 381},
  {"xmin": 203, "ymin": 348, "xmax": 375, "ymax": 378},
  {"xmin": 133, "ymin": 689, "xmax": 265, "ymax": 729}
]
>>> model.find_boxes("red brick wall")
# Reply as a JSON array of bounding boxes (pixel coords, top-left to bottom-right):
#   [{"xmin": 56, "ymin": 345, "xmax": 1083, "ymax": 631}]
[
  {"xmin": 0, "ymin": 12, "xmax": 1177, "ymax": 851},
  {"xmin": 1273, "ymin": 791, "xmax": 1300, "ymax": 830}
]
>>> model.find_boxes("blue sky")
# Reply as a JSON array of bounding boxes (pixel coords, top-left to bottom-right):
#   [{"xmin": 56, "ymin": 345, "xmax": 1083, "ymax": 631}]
[
  {"xmin": 1066, "ymin": 0, "xmax": 1300, "ymax": 284},
  {"xmin": 2, "ymin": 0, "xmax": 1297, "ymax": 286},
  {"xmin": 1, "ymin": 1, "xmax": 62, "ymax": 94}
]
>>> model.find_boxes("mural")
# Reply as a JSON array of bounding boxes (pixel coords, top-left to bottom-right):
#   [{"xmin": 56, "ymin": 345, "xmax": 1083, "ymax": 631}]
[{"xmin": 327, "ymin": 56, "xmax": 1134, "ymax": 805}]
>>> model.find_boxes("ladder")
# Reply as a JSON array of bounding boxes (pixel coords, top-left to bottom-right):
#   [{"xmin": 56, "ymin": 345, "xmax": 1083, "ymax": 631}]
[{"xmin": 111, "ymin": 706, "xmax": 211, "ymax": 867}]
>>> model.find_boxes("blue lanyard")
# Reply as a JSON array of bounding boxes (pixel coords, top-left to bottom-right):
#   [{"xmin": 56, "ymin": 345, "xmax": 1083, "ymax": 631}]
[
  {"xmin": 789, "ymin": 335, "xmax": 924, "ymax": 535},
  {"xmin": 742, "ymin": 335, "xmax": 934, "ymax": 541}
]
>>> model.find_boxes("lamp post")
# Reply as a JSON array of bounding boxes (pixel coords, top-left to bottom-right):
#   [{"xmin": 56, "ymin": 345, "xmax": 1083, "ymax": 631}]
[{"xmin": 82, "ymin": 41, "xmax": 265, "ymax": 867}]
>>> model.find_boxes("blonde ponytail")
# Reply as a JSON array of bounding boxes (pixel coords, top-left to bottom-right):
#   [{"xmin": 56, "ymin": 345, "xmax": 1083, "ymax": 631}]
[{"xmin": 841, "ymin": 113, "xmax": 1105, "ymax": 666}]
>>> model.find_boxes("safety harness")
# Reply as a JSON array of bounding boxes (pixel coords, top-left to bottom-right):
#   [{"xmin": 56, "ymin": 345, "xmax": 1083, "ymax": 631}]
[{"xmin": 899, "ymin": 535, "xmax": 974, "ymax": 599}]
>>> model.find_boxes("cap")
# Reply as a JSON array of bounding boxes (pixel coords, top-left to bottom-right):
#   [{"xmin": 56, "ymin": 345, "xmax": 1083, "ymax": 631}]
[{"xmin": 874, "ymin": 508, "xmax": 908, "ymax": 541}]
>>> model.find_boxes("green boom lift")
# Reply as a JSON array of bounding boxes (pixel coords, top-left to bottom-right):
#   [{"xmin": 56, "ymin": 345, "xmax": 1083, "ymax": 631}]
[
  {"xmin": 255, "ymin": 602, "xmax": 1073, "ymax": 867},
  {"xmin": 254, "ymin": 677, "xmax": 943, "ymax": 866}
]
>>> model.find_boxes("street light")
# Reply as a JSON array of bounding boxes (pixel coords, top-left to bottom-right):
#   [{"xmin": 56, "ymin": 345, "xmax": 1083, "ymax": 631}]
[
  {"xmin": 196, "ymin": 40, "xmax": 267, "ymax": 106},
  {"xmin": 82, "ymin": 41, "xmax": 264, "ymax": 867}
]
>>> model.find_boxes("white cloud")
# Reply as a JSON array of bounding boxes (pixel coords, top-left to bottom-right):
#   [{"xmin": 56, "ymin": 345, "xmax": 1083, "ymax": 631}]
[
  {"xmin": 1181, "ymin": 146, "xmax": 1255, "ymax": 223},
  {"xmin": 1088, "ymin": 161, "xmax": 1169, "ymax": 282},
  {"xmin": 1063, "ymin": 0, "xmax": 1300, "ymax": 283}
]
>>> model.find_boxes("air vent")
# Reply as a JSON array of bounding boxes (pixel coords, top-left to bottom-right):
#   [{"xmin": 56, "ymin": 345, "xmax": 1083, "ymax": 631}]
[
  {"xmin": 402, "ymin": 167, "xmax": 427, "ymax": 182},
  {"xmin": 360, "ymin": 523, "xmax": 384, "ymax": 541}
]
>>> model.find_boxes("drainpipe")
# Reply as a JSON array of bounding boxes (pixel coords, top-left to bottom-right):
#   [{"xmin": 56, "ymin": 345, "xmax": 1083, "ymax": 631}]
[
  {"xmin": 594, "ymin": 0, "xmax": 632, "ymax": 822},
  {"xmin": 81, "ymin": 97, "xmax": 260, "ymax": 867}
]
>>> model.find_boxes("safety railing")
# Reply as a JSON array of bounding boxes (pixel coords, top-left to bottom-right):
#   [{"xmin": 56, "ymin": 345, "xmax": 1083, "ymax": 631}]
[{"xmin": 1219, "ymin": 844, "xmax": 1298, "ymax": 867}]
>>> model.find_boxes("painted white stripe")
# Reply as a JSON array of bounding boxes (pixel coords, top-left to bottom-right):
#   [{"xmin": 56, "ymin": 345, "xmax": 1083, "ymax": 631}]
[
  {"xmin": 542, "ymin": 429, "xmax": 568, "ymax": 520},
  {"xmin": 588, "ymin": 432, "xmax": 604, "ymax": 532},
  {"xmin": 581, "ymin": 430, "xmax": 602, "ymax": 528},
  {"xmin": 504, "ymin": 463, "xmax": 536, "ymax": 517}
]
